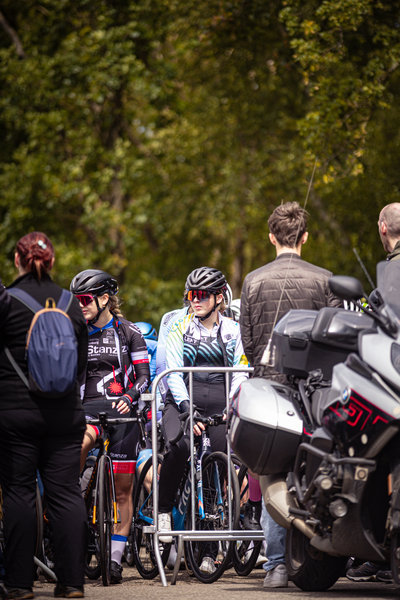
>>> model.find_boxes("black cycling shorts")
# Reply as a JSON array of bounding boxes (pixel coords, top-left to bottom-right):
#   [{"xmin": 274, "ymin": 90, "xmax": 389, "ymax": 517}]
[{"xmin": 84, "ymin": 399, "xmax": 141, "ymax": 475}]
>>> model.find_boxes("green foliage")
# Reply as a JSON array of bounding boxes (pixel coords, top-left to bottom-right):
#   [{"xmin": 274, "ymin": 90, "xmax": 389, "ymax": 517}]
[{"xmin": 0, "ymin": 0, "xmax": 399, "ymax": 324}]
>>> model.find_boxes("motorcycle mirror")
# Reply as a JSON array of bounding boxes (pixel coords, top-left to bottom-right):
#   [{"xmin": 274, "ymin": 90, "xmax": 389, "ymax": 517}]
[{"xmin": 329, "ymin": 275, "xmax": 365, "ymax": 302}]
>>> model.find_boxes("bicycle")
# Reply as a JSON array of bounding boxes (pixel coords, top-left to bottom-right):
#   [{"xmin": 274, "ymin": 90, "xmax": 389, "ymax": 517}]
[
  {"xmin": 132, "ymin": 410, "xmax": 240, "ymax": 583},
  {"xmin": 82, "ymin": 409, "xmax": 146, "ymax": 586}
]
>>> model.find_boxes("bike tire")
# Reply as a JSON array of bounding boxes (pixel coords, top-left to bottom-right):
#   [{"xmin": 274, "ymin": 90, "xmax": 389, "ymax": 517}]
[
  {"xmin": 185, "ymin": 451, "xmax": 240, "ymax": 584},
  {"xmin": 98, "ymin": 455, "xmax": 112, "ymax": 586},
  {"xmin": 132, "ymin": 455, "xmax": 170, "ymax": 579},
  {"xmin": 83, "ymin": 456, "xmax": 101, "ymax": 580},
  {"xmin": 232, "ymin": 463, "xmax": 262, "ymax": 576}
]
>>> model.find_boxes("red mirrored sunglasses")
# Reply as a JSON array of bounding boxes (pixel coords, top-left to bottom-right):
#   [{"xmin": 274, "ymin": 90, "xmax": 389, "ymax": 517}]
[
  {"xmin": 187, "ymin": 290, "xmax": 212, "ymax": 302},
  {"xmin": 75, "ymin": 294, "xmax": 95, "ymax": 307}
]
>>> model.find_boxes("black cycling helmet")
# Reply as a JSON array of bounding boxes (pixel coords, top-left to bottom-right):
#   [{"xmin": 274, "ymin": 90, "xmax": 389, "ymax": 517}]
[
  {"xmin": 185, "ymin": 267, "xmax": 227, "ymax": 294},
  {"xmin": 185, "ymin": 267, "xmax": 228, "ymax": 321},
  {"xmin": 70, "ymin": 269, "xmax": 118, "ymax": 297},
  {"xmin": 70, "ymin": 269, "xmax": 118, "ymax": 325}
]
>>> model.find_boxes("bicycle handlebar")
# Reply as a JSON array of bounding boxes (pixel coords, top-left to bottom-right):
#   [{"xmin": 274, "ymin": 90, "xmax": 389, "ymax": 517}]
[
  {"xmin": 169, "ymin": 409, "xmax": 226, "ymax": 445},
  {"xmin": 86, "ymin": 409, "xmax": 148, "ymax": 448}
]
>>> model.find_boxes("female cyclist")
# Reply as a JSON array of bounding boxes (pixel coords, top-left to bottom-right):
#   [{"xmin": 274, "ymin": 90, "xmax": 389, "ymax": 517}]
[
  {"xmin": 70, "ymin": 270, "xmax": 150, "ymax": 584},
  {"xmin": 157, "ymin": 267, "xmax": 248, "ymax": 575}
]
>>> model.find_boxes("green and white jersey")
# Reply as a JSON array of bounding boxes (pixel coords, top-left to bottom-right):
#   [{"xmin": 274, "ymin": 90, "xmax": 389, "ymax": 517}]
[{"xmin": 166, "ymin": 312, "xmax": 248, "ymax": 407}]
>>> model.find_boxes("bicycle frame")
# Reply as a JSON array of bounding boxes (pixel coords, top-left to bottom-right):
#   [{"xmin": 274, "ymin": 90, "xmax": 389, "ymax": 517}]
[{"xmin": 138, "ymin": 429, "xmax": 217, "ymax": 530}]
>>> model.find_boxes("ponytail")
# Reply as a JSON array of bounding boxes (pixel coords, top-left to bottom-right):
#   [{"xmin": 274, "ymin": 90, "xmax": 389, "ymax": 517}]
[{"xmin": 16, "ymin": 232, "xmax": 54, "ymax": 280}]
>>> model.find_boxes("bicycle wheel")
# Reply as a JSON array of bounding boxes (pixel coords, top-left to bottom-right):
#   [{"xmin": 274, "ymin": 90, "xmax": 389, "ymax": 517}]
[
  {"xmin": 83, "ymin": 457, "xmax": 101, "ymax": 580},
  {"xmin": 98, "ymin": 455, "xmax": 113, "ymax": 586},
  {"xmin": 232, "ymin": 462, "xmax": 262, "ymax": 576},
  {"xmin": 185, "ymin": 451, "xmax": 240, "ymax": 584},
  {"xmin": 132, "ymin": 455, "xmax": 170, "ymax": 579}
]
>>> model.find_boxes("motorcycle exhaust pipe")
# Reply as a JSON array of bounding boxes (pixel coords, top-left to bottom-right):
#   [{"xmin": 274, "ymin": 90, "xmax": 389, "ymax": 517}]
[{"xmin": 259, "ymin": 474, "xmax": 316, "ymax": 540}]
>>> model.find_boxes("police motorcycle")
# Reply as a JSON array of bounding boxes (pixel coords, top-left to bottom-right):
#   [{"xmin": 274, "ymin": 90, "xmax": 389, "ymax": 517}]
[{"xmin": 229, "ymin": 260, "xmax": 400, "ymax": 591}]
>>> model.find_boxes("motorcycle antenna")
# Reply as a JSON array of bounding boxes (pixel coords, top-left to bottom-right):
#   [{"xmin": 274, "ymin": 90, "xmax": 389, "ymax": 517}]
[
  {"xmin": 352, "ymin": 247, "xmax": 375, "ymax": 291},
  {"xmin": 260, "ymin": 158, "xmax": 318, "ymax": 373}
]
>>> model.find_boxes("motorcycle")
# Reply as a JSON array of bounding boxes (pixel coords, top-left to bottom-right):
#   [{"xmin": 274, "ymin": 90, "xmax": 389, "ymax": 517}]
[{"xmin": 228, "ymin": 260, "xmax": 400, "ymax": 591}]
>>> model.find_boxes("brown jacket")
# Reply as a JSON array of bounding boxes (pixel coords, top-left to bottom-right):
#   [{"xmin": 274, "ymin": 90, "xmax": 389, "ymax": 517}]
[{"xmin": 240, "ymin": 253, "xmax": 342, "ymax": 379}]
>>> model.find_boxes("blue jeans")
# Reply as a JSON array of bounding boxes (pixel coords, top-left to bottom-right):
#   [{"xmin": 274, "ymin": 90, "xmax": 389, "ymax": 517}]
[{"xmin": 261, "ymin": 497, "xmax": 287, "ymax": 573}]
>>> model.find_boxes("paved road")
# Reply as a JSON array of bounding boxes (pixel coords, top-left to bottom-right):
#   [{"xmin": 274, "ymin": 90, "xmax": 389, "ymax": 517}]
[{"xmin": 31, "ymin": 565, "xmax": 400, "ymax": 600}]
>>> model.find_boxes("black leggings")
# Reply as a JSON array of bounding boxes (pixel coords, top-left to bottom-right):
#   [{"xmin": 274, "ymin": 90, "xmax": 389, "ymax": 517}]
[{"xmin": 159, "ymin": 380, "xmax": 226, "ymax": 513}]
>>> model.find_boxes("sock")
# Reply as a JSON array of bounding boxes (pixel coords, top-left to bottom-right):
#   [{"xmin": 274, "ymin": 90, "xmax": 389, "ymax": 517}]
[
  {"xmin": 248, "ymin": 475, "xmax": 262, "ymax": 503},
  {"xmin": 111, "ymin": 535, "xmax": 128, "ymax": 565}
]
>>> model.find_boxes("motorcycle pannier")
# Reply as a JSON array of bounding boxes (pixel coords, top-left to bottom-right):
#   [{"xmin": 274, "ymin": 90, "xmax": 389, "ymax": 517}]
[{"xmin": 228, "ymin": 378, "xmax": 303, "ymax": 475}]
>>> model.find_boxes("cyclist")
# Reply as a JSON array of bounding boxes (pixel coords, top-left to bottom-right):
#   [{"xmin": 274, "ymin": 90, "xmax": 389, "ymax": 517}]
[
  {"xmin": 135, "ymin": 321, "xmax": 158, "ymax": 385},
  {"xmin": 70, "ymin": 269, "xmax": 150, "ymax": 584},
  {"xmin": 157, "ymin": 267, "xmax": 248, "ymax": 575}
]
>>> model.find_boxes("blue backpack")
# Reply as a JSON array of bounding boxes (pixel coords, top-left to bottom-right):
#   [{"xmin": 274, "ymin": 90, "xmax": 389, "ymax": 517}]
[{"xmin": 5, "ymin": 288, "xmax": 78, "ymax": 398}]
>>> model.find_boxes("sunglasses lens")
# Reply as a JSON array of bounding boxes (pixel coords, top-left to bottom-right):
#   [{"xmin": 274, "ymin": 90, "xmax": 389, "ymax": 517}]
[
  {"xmin": 76, "ymin": 294, "xmax": 94, "ymax": 307},
  {"xmin": 188, "ymin": 290, "xmax": 211, "ymax": 302}
]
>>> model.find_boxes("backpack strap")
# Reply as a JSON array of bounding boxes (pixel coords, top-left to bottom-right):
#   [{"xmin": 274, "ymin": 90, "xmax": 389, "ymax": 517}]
[
  {"xmin": 8, "ymin": 288, "xmax": 73, "ymax": 314},
  {"xmin": 57, "ymin": 289, "xmax": 73, "ymax": 313},
  {"xmin": 7, "ymin": 288, "xmax": 42, "ymax": 313},
  {"xmin": 4, "ymin": 348, "xmax": 29, "ymax": 387}
]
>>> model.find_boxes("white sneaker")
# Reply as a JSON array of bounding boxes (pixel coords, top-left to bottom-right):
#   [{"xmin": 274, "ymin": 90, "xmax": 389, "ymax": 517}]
[
  {"xmin": 255, "ymin": 552, "xmax": 268, "ymax": 567},
  {"xmin": 263, "ymin": 564, "xmax": 288, "ymax": 588},
  {"xmin": 158, "ymin": 512, "xmax": 173, "ymax": 544},
  {"xmin": 199, "ymin": 556, "xmax": 216, "ymax": 575}
]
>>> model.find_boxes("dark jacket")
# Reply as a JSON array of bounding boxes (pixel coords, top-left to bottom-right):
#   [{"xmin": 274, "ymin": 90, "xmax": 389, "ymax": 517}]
[
  {"xmin": 0, "ymin": 272, "xmax": 88, "ymax": 410},
  {"xmin": 240, "ymin": 253, "xmax": 342, "ymax": 379},
  {"xmin": 0, "ymin": 279, "xmax": 11, "ymax": 330},
  {"xmin": 387, "ymin": 240, "xmax": 400, "ymax": 261}
]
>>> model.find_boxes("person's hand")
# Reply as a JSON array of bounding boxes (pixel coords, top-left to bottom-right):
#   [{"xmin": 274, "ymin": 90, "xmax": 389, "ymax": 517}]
[
  {"xmin": 193, "ymin": 420, "xmax": 205, "ymax": 436},
  {"xmin": 112, "ymin": 396, "xmax": 131, "ymax": 414}
]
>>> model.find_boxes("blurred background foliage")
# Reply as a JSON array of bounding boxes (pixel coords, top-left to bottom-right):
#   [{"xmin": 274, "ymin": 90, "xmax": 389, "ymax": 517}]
[{"xmin": 0, "ymin": 0, "xmax": 399, "ymax": 323}]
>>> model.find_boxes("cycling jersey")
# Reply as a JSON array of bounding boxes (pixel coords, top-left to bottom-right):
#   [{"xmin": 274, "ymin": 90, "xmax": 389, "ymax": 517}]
[
  {"xmin": 156, "ymin": 306, "xmax": 189, "ymax": 404},
  {"xmin": 81, "ymin": 317, "xmax": 150, "ymax": 405},
  {"xmin": 166, "ymin": 312, "xmax": 248, "ymax": 407}
]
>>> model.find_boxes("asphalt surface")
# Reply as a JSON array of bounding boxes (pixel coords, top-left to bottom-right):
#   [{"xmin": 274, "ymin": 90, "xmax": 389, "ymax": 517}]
[{"xmin": 30, "ymin": 565, "xmax": 400, "ymax": 600}]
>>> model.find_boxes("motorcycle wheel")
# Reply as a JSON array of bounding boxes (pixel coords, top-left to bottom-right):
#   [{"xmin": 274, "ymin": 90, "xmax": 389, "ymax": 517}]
[{"xmin": 285, "ymin": 527, "xmax": 348, "ymax": 591}]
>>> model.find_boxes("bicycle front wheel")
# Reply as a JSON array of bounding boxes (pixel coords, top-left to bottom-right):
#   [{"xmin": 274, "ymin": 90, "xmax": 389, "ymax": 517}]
[
  {"xmin": 185, "ymin": 451, "xmax": 240, "ymax": 584},
  {"xmin": 232, "ymin": 462, "xmax": 262, "ymax": 576},
  {"xmin": 98, "ymin": 455, "xmax": 113, "ymax": 586}
]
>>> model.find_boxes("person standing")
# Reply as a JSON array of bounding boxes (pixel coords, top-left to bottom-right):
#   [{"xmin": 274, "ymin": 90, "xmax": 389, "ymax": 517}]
[
  {"xmin": 0, "ymin": 232, "xmax": 88, "ymax": 599},
  {"xmin": 240, "ymin": 202, "xmax": 341, "ymax": 588},
  {"xmin": 345, "ymin": 202, "xmax": 400, "ymax": 585}
]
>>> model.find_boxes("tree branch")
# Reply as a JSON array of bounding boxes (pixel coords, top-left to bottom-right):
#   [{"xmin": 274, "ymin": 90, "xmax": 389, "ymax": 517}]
[{"xmin": 0, "ymin": 12, "xmax": 26, "ymax": 59}]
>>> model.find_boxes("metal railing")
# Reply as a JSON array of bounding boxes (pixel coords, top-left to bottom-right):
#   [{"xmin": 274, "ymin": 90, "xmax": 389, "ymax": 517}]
[{"xmin": 140, "ymin": 366, "xmax": 265, "ymax": 586}]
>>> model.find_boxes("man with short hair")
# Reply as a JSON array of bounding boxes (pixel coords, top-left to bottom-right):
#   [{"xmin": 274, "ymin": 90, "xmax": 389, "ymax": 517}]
[
  {"xmin": 378, "ymin": 202, "xmax": 400, "ymax": 259},
  {"xmin": 345, "ymin": 203, "xmax": 400, "ymax": 585},
  {"xmin": 240, "ymin": 201, "xmax": 341, "ymax": 588}
]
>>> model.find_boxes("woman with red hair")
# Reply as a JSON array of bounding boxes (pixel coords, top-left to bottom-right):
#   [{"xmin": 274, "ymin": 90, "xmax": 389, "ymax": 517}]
[{"xmin": 0, "ymin": 232, "xmax": 88, "ymax": 599}]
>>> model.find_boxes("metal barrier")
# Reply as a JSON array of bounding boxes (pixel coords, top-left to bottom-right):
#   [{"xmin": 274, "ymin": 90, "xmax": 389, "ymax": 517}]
[{"xmin": 140, "ymin": 366, "xmax": 265, "ymax": 586}]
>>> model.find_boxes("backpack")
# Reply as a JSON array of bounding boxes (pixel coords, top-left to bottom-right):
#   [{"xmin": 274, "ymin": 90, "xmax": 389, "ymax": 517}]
[{"xmin": 5, "ymin": 288, "xmax": 78, "ymax": 398}]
